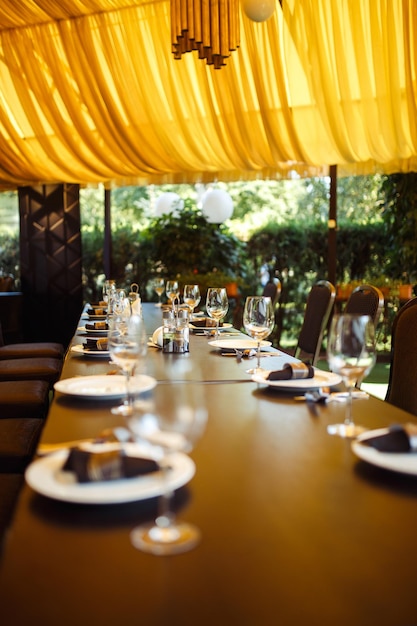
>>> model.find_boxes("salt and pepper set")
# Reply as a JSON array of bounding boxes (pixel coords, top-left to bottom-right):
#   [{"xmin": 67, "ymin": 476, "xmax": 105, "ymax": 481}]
[{"xmin": 162, "ymin": 309, "xmax": 190, "ymax": 353}]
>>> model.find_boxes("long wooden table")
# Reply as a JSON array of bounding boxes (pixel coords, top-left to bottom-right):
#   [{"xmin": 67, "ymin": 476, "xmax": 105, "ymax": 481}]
[{"xmin": 1, "ymin": 304, "xmax": 417, "ymax": 626}]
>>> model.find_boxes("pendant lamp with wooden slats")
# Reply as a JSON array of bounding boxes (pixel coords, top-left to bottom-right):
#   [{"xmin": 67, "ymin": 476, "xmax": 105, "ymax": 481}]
[{"xmin": 171, "ymin": 0, "xmax": 240, "ymax": 69}]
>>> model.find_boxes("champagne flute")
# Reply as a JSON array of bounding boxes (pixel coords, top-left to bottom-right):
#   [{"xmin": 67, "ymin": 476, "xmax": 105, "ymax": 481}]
[
  {"xmin": 327, "ymin": 314, "xmax": 376, "ymax": 438},
  {"xmin": 152, "ymin": 277, "xmax": 165, "ymax": 307},
  {"xmin": 243, "ymin": 296, "xmax": 274, "ymax": 374},
  {"xmin": 108, "ymin": 314, "xmax": 148, "ymax": 417},
  {"xmin": 206, "ymin": 287, "xmax": 229, "ymax": 338},
  {"xmin": 183, "ymin": 284, "xmax": 201, "ymax": 317},
  {"xmin": 129, "ymin": 382, "xmax": 208, "ymax": 555},
  {"xmin": 166, "ymin": 280, "xmax": 180, "ymax": 315}
]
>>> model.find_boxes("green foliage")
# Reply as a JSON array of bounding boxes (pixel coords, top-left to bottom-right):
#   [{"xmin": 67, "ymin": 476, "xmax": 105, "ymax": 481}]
[
  {"xmin": 381, "ymin": 173, "xmax": 417, "ymax": 281},
  {"xmin": 0, "ymin": 231, "xmax": 20, "ymax": 279}
]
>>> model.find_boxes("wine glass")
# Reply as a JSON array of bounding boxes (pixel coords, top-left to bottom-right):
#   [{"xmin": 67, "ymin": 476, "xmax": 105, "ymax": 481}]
[
  {"xmin": 129, "ymin": 382, "xmax": 208, "ymax": 556},
  {"xmin": 206, "ymin": 287, "xmax": 229, "ymax": 338},
  {"xmin": 152, "ymin": 277, "xmax": 165, "ymax": 307},
  {"xmin": 243, "ymin": 296, "xmax": 274, "ymax": 374},
  {"xmin": 102, "ymin": 279, "xmax": 115, "ymax": 304},
  {"xmin": 183, "ymin": 284, "xmax": 201, "ymax": 317},
  {"xmin": 166, "ymin": 280, "xmax": 180, "ymax": 315},
  {"xmin": 108, "ymin": 314, "xmax": 148, "ymax": 417},
  {"xmin": 327, "ymin": 314, "xmax": 376, "ymax": 438}
]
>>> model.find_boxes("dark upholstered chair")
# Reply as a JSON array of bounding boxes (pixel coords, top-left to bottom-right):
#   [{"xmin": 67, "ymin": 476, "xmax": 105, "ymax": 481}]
[
  {"xmin": 0, "ymin": 418, "xmax": 44, "ymax": 473},
  {"xmin": 0, "ymin": 358, "xmax": 62, "ymax": 387},
  {"xmin": 294, "ymin": 280, "xmax": 336, "ymax": 366},
  {"xmin": 345, "ymin": 284, "xmax": 384, "ymax": 327},
  {"xmin": 0, "ymin": 380, "xmax": 50, "ymax": 419},
  {"xmin": 385, "ymin": 296, "xmax": 417, "ymax": 416},
  {"xmin": 0, "ymin": 322, "xmax": 64, "ymax": 360}
]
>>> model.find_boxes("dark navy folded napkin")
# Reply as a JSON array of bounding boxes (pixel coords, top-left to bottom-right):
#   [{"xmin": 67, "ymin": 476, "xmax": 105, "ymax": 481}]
[
  {"xmin": 361, "ymin": 423, "xmax": 417, "ymax": 453},
  {"xmin": 267, "ymin": 362, "xmax": 314, "ymax": 381},
  {"xmin": 62, "ymin": 447, "xmax": 159, "ymax": 483}
]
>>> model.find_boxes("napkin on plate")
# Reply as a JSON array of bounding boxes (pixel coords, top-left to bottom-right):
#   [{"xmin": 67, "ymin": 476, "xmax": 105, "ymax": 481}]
[
  {"xmin": 191, "ymin": 318, "xmax": 219, "ymax": 328},
  {"xmin": 151, "ymin": 327, "xmax": 163, "ymax": 347},
  {"xmin": 361, "ymin": 423, "xmax": 417, "ymax": 453},
  {"xmin": 266, "ymin": 362, "xmax": 314, "ymax": 381},
  {"xmin": 87, "ymin": 307, "xmax": 107, "ymax": 316},
  {"xmin": 84, "ymin": 337, "xmax": 108, "ymax": 351},
  {"xmin": 86, "ymin": 321, "xmax": 108, "ymax": 331},
  {"xmin": 62, "ymin": 447, "xmax": 159, "ymax": 483}
]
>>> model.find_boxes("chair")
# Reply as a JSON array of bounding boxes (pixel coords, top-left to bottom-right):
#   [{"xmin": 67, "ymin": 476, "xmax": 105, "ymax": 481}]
[
  {"xmin": 294, "ymin": 280, "xmax": 336, "ymax": 366},
  {"xmin": 0, "ymin": 322, "xmax": 64, "ymax": 361},
  {"xmin": 385, "ymin": 296, "xmax": 417, "ymax": 416},
  {"xmin": 262, "ymin": 279, "xmax": 281, "ymax": 309},
  {"xmin": 344, "ymin": 283, "xmax": 384, "ymax": 327}
]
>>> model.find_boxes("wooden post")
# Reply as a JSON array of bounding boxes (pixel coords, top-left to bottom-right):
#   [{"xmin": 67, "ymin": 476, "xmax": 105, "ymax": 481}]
[
  {"xmin": 104, "ymin": 188, "xmax": 112, "ymax": 279},
  {"xmin": 328, "ymin": 165, "xmax": 337, "ymax": 287}
]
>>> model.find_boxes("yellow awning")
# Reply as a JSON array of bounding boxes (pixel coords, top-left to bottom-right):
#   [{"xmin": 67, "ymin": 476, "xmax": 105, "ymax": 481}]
[{"xmin": 0, "ymin": 0, "xmax": 415, "ymax": 189}]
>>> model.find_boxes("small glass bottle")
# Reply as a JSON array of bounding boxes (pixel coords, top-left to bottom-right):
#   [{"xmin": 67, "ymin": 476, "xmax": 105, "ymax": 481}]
[{"xmin": 162, "ymin": 310, "xmax": 175, "ymax": 353}]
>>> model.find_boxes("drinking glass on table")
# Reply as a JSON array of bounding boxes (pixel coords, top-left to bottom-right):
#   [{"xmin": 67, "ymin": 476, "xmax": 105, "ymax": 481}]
[
  {"xmin": 152, "ymin": 277, "xmax": 165, "ymax": 307},
  {"xmin": 183, "ymin": 284, "xmax": 200, "ymax": 317},
  {"xmin": 166, "ymin": 280, "xmax": 180, "ymax": 315},
  {"xmin": 326, "ymin": 314, "xmax": 376, "ymax": 438},
  {"xmin": 129, "ymin": 382, "xmax": 208, "ymax": 556},
  {"xmin": 206, "ymin": 287, "xmax": 229, "ymax": 338},
  {"xmin": 108, "ymin": 314, "xmax": 148, "ymax": 417},
  {"xmin": 243, "ymin": 296, "xmax": 274, "ymax": 374}
]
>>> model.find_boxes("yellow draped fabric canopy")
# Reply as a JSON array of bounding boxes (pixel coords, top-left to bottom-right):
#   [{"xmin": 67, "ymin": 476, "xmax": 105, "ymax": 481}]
[{"xmin": 0, "ymin": 0, "xmax": 415, "ymax": 190}]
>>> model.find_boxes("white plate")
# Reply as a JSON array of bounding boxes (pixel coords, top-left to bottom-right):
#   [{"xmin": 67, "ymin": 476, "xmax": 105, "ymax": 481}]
[
  {"xmin": 25, "ymin": 443, "xmax": 195, "ymax": 504},
  {"xmin": 208, "ymin": 339, "xmax": 272, "ymax": 351},
  {"xmin": 71, "ymin": 344, "xmax": 110, "ymax": 358},
  {"xmin": 352, "ymin": 428, "xmax": 417, "ymax": 476},
  {"xmin": 190, "ymin": 323, "xmax": 232, "ymax": 331},
  {"xmin": 82, "ymin": 314, "xmax": 107, "ymax": 321},
  {"xmin": 77, "ymin": 326, "xmax": 108, "ymax": 335},
  {"xmin": 54, "ymin": 374, "xmax": 157, "ymax": 399},
  {"xmin": 251, "ymin": 368, "xmax": 342, "ymax": 392}
]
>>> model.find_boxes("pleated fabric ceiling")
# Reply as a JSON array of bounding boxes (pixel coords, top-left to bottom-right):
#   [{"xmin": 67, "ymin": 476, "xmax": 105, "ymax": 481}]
[{"xmin": 0, "ymin": 0, "xmax": 415, "ymax": 190}]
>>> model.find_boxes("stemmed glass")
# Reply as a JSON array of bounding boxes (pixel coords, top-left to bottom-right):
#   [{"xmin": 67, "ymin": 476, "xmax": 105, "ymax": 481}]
[
  {"xmin": 183, "ymin": 284, "xmax": 201, "ymax": 317},
  {"xmin": 166, "ymin": 280, "xmax": 180, "ymax": 315},
  {"xmin": 243, "ymin": 296, "xmax": 275, "ymax": 374},
  {"xmin": 102, "ymin": 279, "xmax": 115, "ymax": 304},
  {"xmin": 152, "ymin": 277, "xmax": 165, "ymax": 307},
  {"xmin": 327, "ymin": 314, "xmax": 376, "ymax": 438},
  {"xmin": 206, "ymin": 287, "xmax": 229, "ymax": 338},
  {"xmin": 108, "ymin": 314, "xmax": 148, "ymax": 417},
  {"xmin": 129, "ymin": 382, "xmax": 208, "ymax": 555}
]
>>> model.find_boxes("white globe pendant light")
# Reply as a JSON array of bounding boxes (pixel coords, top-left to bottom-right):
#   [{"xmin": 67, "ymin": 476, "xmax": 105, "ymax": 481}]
[
  {"xmin": 154, "ymin": 192, "xmax": 184, "ymax": 218},
  {"xmin": 201, "ymin": 189, "xmax": 234, "ymax": 224}
]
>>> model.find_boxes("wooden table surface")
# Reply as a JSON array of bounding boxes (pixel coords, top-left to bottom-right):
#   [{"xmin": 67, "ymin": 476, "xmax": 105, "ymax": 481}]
[{"xmin": 1, "ymin": 304, "xmax": 417, "ymax": 626}]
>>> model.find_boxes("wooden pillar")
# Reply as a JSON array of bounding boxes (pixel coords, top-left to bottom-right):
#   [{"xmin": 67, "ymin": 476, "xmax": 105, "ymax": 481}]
[
  {"xmin": 104, "ymin": 188, "xmax": 113, "ymax": 279},
  {"xmin": 328, "ymin": 165, "xmax": 337, "ymax": 287},
  {"xmin": 18, "ymin": 184, "xmax": 83, "ymax": 347}
]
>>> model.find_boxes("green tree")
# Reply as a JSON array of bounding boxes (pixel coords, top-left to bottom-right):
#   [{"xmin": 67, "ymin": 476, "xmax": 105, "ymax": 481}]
[{"xmin": 381, "ymin": 173, "xmax": 417, "ymax": 282}]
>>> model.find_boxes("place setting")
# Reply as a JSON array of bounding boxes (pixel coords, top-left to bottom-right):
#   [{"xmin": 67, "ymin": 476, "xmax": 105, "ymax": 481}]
[
  {"xmin": 70, "ymin": 336, "xmax": 110, "ymax": 358},
  {"xmin": 25, "ymin": 439, "xmax": 196, "ymax": 505},
  {"xmin": 351, "ymin": 423, "xmax": 417, "ymax": 476}
]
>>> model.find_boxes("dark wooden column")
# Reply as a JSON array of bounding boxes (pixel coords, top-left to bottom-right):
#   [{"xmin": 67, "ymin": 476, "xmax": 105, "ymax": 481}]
[
  {"xmin": 104, "ymin": 188, "xmax": 112, "ymax": 279},
  {"xmin": 18, "ymin": 184, "xmax": 83, "ymax": 347},
  {"xmin": 328, "ymin": 165, "xmax": 337, "ymax": 287}
]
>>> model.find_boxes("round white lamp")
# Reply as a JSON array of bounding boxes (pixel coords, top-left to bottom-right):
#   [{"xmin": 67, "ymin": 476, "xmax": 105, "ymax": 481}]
[
  {"xmin": 201, "ymin": 189, "xmax": 234, "ymax": 223},
  {"xmin": 154, "ymin": 192, "xmax": 184, "ymax": 218},
  {"xmin": 241, "ymin": 0, "xmax": 276, "ymax": 22}
]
